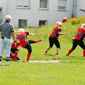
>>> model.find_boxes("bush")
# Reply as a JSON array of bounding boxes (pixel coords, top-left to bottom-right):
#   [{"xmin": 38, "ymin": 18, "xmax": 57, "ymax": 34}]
[{"xmin": 68, "ymin": 17, "xmax": 85, "ymax": 25}]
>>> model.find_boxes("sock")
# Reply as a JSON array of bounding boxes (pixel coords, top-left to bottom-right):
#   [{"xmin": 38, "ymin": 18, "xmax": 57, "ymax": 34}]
[
  {"xmin": 10, "ymin": 56, "xmax": 14, "ymax": 59},
  {"xmin": 0, "ymin": 57, "xmax": 2, "ymax": 65},
  {"xmin": 14, "ymin": 52, "xmax": 18, "ymax": 60},
  {"xmin": 6, "ymin": 61, "xmax": 9, "ymax": 65},
  {"xmin": 56, "ymin": 53, "xmax": 58, "ymax": 55},
  {"xmin": 45, "ymin": 51, "xmax": 47, "ymax": 54},
  {"xmin": 67, "ymin": 48, "xmax": 73, "ymax": 55},
  {"xmin": 0, "ymin": 61, "xmax": 1, "ymax": 65},
  {"xmin": 34, "ymin": 39, "xmax": 41, "ymax": 43},
  {"xmin": 83, "ymin": 49, "xmax": 85, "ymax": 57},
  {"xmin": 6, "ymin": 57, "xmax": 9, "ymax": 65},
  {"xmin": 0, "ymin": 58, "xmax": 2, "ymax": 65},
  {"xmin": 10, "ymin": 53, "xmax": 15, "ymax": 59},
  {"xmin": 27, "ymin": 53, "xmax": 31, "ymax": 61}
]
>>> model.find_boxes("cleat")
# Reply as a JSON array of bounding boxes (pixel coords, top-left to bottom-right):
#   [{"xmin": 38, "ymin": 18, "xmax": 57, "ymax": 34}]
[
  {"xmin": 56, "ymin": 53, "xmax": 59, "ymax": 56},
  {"xmin": 45, "ymin": 51, "xmax": 47, "ymax": 54},
  {"xmin": 13, "ymin": 60, "xmax": 17, "ymax": 61},
  {"xmin": 22, "ymin": 60, "xmax": 26, "ymax": 62},
  {"xmin": 66, "ymin": 54, "xmax": 69, "ymax": 56},
  {"xmin": 41, "ymin": 36, "xmax": 43, "ymax": 41},
  {"xmin": 45, "ymin": 53, "xmax": 47, "ymax": 54},
  {"xmin": 6, "ymin": 64, "xmax": 9, "ymax": 66},
  {"xmin": 20, "ymin": 60, "xmax": 26, "ymax": 62}
]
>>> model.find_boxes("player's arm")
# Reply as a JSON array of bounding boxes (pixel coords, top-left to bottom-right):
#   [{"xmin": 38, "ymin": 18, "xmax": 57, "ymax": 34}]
[
  {"xmin": 26, "ymin": 31, "xmax": 36, "ymax": 36},
  {"xmin": 58, "ymin": 32, "xmax": 68, "ymax": 35},
  {"xmin": 58, "ymin": 37, "xmax": 61, "ymax": 39},
  {"xmin": 10, "ymin": 51, "xmax": 15, "ymax": 57},
  {"xmin": 15, "ymin": 31, "xmax": 19, "ymax": 32},
  {"xmin": 14, "ymin": 37, "xmax": 20, "ymax": 45},
  {"xmin": 29, "ymin": 33, "xmax": 37, "ymax": 36},
  {"xmin": 19, "ymin": 47, "xmax": 23, "ymax": 51},
  {"xmin": 11, "ymin": 32, "xmax": 16, "ymax": 41},
  {"xmin": 57, "ymin": 28, "xmax": 68, "ymax": 35}
]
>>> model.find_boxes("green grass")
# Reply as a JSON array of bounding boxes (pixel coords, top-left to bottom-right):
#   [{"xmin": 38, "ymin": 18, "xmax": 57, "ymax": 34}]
[
  {"xmin": 0, "ymin": 61, "xmax": 85, "ymax": 85},
  {"xmin": 1, "ymin": 21, "xmax": 85, "ymax": 85}
]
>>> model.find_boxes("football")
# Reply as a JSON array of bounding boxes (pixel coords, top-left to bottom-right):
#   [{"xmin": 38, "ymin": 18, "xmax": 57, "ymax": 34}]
[{"xmin": 62, "ymin": 17, "xmax": 67, "ymax": 23}]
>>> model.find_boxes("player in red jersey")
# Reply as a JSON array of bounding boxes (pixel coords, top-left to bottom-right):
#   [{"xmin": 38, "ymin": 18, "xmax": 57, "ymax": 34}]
[
  {"xmin": 66, "ymin": 24, "xmax": 85, "ymax": 57},
  {"xmin": 62, "ymin": 17, "xmax": 67, "ymax": 23},
  {"xmin": 10, "ymin": 41, "xmax": 22, "ymax": 61},
  {"xmin": 16, "ymin": 28, "xmax": 43, "ymax": 61},
  {"xmin": 45, "ymin": 21, "xmax": 67, "ymax": 56}
]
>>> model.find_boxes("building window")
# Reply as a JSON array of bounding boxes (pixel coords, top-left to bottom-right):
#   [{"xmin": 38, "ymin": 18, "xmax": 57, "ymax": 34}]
[
  {"xmin": 18, "ymin": 19, "xmax": 27, "ymax": 27},
  {"xmin": 58, "ymin": 0, "xmax": 67, "ymax": 11},
  {"xmin": 17, "ymin": 0, "xmax": 30, "ymax": 9},
  {"xmin": 39, "ymin": 20, "xmax": 47, "ymax": 26},
  {"xmin": 39, "ymin": 0, "xmax": 49, "ymax": 9}
]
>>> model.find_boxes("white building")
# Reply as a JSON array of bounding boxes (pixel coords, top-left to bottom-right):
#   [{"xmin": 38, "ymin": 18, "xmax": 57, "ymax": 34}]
[{"xmin": 0, "ymin": 0, "xmax": 84, "ymax": 27}]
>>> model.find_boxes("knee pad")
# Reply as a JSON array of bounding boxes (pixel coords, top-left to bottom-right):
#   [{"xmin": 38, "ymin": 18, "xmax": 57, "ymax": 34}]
[
  {"xmin": 6, "ymin": 57, "xmax": 10, "ymax": 61},
  {"xmin": 29, "ymin": 49, "xmax": 32, "ymax": 53},
  {"xmin": 0, "ymin": 56, "xmax": 2, "ymax": 61}
]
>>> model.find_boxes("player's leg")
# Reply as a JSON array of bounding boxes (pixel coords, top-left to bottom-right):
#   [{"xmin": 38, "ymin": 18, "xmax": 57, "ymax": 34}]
[
  {"xmin": 45, "ymin": 46, "xmax": 51, "ymax": 54},
  {"xmin": 10, "ymin": 48, "xmax": 15, "ymax": 60},
  {"xmin": 10, "ymin": 54, "xmax": 14, "ymax": 60},
  {"xmin": 6, "ymin": 38, "xmax": 12, "ymax": 66},
  {"xmin": 28, "ymin": 40, "xmax": 35, "ymax": 44},
  {"xmin": 83, "ymin": 49, "xmax": 85, "ymax": 57},
  {"xmin": 54, "ymin": 38, "xmax": 60, "ymax": 56},
  {"xmin": 24, "ymin": 43, "xmax": 32, "ymax": 61},
  {"xmin": 10, "ymin": 48, "xmax": 18, "ymax": 60},
  {"xmin": 13, "ymin": 51, "xmax": 18, "ymax": 60},
  {"xmin": 45, "ymin": 37, "xmax": 53, "ymax": 54},
  {"xmin": 56, "ymin": 48, "xmax": 60, "ymax": 56},
  {"xmin": 78, "ymin": 40, "xmax": 85, "ymax": 57},
  {"xmin": 27, "ymin": 45, "xmax": 32, "ymax": 61},
  {"xmin": 17, "ymin": 56, "xmax": 20, "ymax": 60},
  {"xmin": 28, "ymin": 37, "xmax": 43, "ymax": 44},
  {"xmin": 34, "ymin": 36, "xmax": 43, "ymax": 43},
  {"xmin": 0, "ymin": 39, "xmax": 6, "ymax": 65},
  {"xmin": 66, "ymin": 40, "xmax": 78, "ymax": 56}
]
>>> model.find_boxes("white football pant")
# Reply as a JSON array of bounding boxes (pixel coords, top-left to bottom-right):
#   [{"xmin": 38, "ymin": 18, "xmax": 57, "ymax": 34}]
[{"xmin": 0, "ymin": 37, "xmax": 12, "ymax": 58}]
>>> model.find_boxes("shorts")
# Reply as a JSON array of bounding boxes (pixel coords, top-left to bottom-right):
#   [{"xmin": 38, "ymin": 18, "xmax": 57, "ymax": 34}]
[{"xmin": 49, "ymin": 37, "xmax": 60, "ymax": 48}]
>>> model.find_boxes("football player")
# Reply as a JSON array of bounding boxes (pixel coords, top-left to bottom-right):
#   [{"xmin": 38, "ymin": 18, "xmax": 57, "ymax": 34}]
[
  {"xmin": 66, "ymin": 24, "xmax": 85, "ymax": 57},
  {"xmin": 45, "ymin": 21, "xmax": 67, "ymax": 56},
  {"xmin": 16, "ymin": 28, "xmax": 43, "ymax": 61}
]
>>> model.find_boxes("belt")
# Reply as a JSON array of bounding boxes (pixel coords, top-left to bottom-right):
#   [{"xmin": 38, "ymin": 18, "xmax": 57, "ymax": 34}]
[{"xmin": 1, "ymin": 37, "xmax": 10, "ymax": 39}]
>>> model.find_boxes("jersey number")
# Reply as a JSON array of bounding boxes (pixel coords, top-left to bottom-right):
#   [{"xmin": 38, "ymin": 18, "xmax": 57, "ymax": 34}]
[
  {"xmin": 52, "ymin": 30, "xmax": 55, "ymax": 34},
  {"xmin": 77, "ymin": 32, "xmax": 82, "ymax": 36},
  {"xmin": 20, "ymin": 34, "xmax": 24, "ymax": 40}
]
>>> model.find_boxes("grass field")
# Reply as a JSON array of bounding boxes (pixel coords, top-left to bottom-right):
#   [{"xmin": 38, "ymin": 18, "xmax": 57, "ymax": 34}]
[
  {"xmin": 0, "ymin": 61, "xmax": 85, "ymax": 85},
  {"xmin": 0, "ymin": 21, "xmax": 85, "ymax": 85}
]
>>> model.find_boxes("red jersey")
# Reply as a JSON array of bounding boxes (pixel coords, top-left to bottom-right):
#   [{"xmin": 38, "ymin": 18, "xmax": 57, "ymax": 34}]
[
  {"xmin": 11, "ymin": 42, "xmax": 21, "ymax": 49},
  {"xmin": 50, "ymin": 27, "xmax": 61, "ymax": 38},
  {"xmin": 16, "ymin": 31, "xmax": 29, "ymax": 48},
  {"xmin": 74, "ymin": 28, "xmax": 85, "ymax": 40}
]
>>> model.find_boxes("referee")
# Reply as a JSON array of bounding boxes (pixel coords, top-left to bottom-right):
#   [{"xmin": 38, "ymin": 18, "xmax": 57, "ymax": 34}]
[{"xmin": 0, "ymin": 15, "xmax": 15, "ymax": 66}]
